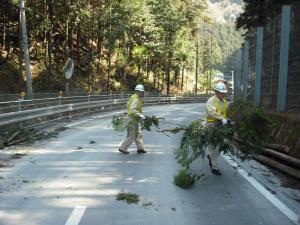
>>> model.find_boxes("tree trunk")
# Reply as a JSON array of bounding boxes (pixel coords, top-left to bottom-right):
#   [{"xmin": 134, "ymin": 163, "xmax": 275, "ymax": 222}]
[
  {"xmin": 146, "ymin": 53, "xmax": 150, "ymax": 80},
  {"xmin": 153, "ymin": 68, "xmax": 157, "ymax": 87},
  {"xmin": 65, "ymin": 19, "xmax": 70, "ymax": 59},
  {"xmin": 44, "ymin": 0, "xmax": 47, "ymax": 66},
  {"xmin": 137, "ymin": 62, "xmax": 141, "ymax": 80},
  {"xmin": 19, "ymin": 6, "xmax": 23, "ymax": 91},
  {"xmin": 254, "ymin": 155, "xmax": 300, "ymax": 180},
  {"xmin": 128, "ymin": 32, "xmax": 133, "ymax": 62},
  {"xmin": 20, "ymin": 0, "xmax": 33, "ymax": 96},
  {"xmin": 209, "ymin": 35, "xmax": 212, "ymax": 92},
  {"xmin": 195, "ymin": 39, "xmax": 199, "ymax": 95},
  {"xmin": 107, "ymin": 3, "xmax": 112, "ymax": 92},
  {"xmin": 77, "ymin": 25, "xmax": 81, "ymax": 61},
  {"xmin": 46, "ymin": 0, "xmax": 54, "ymax": 90},
  {"xmin": 3, "ymin": 15, "xmax": 9, "ymax": 63},
  {"xmin": 262, "ymin": 148, "xmax": 300, "ymax": 169},
  {"xmin": 96, "ymin": 36, "xmax": 103, "ymax": 74},
  {"xmin": 174, "ymin": 69, "xmax": 177, "ymax": 88},
  {"xmin": 161, "ymin": 73, "xmax": 164, "ymax": 93},
  {"xmin": 166, "ymin": 49, "xmax": 172, "ymax": 95},
  {"xmin": 2, "ymin": 6, "xmax": 6, "ymax": 52},
  {"xmin": 67, "ymin": 23, "xmax": 74, "ymax": 59},
  {"xmin": 206, "ymin": 71, "xmax": 209, "ymax": 94},
  {"xmin": 88, "ymin": 38, "xmax": 93, "ymax": 91},
  {"xmin": 107, "ymin": 49, "xmax": 111, "ymax": 92},
  {"xmin": 181, "ymin": 66, "xmax": 184, "ymax": 91},
  {"xmin": 264, "ymin": 143, "xmax": 289, "ymax": 153}
]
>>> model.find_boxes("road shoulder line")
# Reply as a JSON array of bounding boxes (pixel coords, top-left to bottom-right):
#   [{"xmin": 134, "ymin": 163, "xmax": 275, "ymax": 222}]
[{"xmin": 223, "ymin": 154, "xmax": 299, "ymax": 225}]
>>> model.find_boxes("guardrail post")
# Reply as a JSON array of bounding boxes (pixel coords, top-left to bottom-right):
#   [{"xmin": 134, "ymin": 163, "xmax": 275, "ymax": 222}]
[
  {"xmin": 19, "ymin": 92, "xmax": 25, "ymax": 128},
  {"xmin": 158, "ymin": 93, "xmax": 161, "ymax": 104},
  {"xmin": 109, "ymin": 91, "xmax": 112, "ymax": 111},
  {"xmin": 58, "ymin": 91, "xmax": 63, "ymax": 120},
  {"xmin": 58, "ymin": 91, "xmax": 63, "ymax": 105},
  {"xmin": 88, "ymin": 90, "xmax": 91, "ymax": 114}
]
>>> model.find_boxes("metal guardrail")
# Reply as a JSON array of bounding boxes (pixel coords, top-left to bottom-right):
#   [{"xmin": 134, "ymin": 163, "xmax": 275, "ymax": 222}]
[
  {"xmin": 0, "ymin": 92, "xmax": 174, "ymax": 114},
  {"xmin": 0, "ymin": 94, "xmax": 210, "ymax": 130}
]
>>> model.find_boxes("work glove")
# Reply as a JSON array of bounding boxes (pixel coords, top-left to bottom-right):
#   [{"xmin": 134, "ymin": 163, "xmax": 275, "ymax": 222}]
[
  {"xmin": 227, "ymin": 119, "xmax": 235, "ymax": 125},
  {"xmin": 221, "ymin": 118, "xmax": 228, "ymax": 125},
  {"xmin": 139, "ymin": 114, "xmax": 145, "ymax": 120}
]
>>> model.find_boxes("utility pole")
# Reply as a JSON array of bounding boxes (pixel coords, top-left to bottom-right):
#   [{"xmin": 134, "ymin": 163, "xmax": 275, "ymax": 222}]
[
  {"xmin": 209, "ymin": 35, "xmax": 212, "ymax": 92},
  {"xmin": 107, "ymin": 2, "xmax": 112, "ymax": 92},
  {"xmin": 20, "ymin": 0, "xmax": 33, "ymax": 97},
  {"xmin": 195, "ymin": 38, "xmax": 199, "ymax": 95}
]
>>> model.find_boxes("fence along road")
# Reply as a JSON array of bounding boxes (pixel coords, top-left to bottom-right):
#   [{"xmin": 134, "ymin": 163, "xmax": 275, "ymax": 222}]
[{"xmin": 0, "ymin": 93, "xmax": 210, "ymax": 130}]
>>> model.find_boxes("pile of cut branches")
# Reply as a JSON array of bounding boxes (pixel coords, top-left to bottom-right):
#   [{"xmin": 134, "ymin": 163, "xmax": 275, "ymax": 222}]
[{"xmin": 0, "ymin": 127, "xmax": 69, "ymax": 149}]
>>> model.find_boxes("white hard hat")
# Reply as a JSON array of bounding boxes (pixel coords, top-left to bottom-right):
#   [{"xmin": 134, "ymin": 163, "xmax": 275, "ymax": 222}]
[
  {"xmin": 135, "ymin": 84, "xmax": 145, "ymax": 92},
  {"xmin": 213, "ymin": 82, "xmax": 227, "ymax": 93}
]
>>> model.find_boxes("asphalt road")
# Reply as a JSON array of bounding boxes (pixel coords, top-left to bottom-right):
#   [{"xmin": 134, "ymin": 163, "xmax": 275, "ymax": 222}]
[{"xmin": 0, "ymin": 103, "xmax": 299, "ymax": 225}]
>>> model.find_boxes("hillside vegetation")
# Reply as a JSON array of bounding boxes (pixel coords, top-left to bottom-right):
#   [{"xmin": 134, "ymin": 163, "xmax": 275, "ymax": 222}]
[{"xmin": 0, "ymin": 0, "xmax": 244, "ymax": 95}]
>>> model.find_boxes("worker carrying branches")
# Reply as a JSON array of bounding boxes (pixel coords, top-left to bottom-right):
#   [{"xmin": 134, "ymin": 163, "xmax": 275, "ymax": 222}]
[
  {"xmin": 206, "ymin": 82, "xmax": 232, "ymax": 176},
  {"xmin": 119, "ymin": 84, "xmax": 147, "ymax": 154}
]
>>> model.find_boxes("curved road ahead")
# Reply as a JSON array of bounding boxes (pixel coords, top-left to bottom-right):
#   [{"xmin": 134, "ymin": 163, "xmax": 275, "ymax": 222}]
[{"xmin": 0, "ymin": 103, "xmax": 298, "ymax": 225}]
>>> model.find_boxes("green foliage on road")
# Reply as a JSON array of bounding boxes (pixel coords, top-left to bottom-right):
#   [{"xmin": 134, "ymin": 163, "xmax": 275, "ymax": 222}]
[
  {"xmin": 173, "ymin": 169, "xmax": 196, "ymax": 189},
  {"xmin": 116, "ymin": 193, "xmax": 140, "ymax": 204}
]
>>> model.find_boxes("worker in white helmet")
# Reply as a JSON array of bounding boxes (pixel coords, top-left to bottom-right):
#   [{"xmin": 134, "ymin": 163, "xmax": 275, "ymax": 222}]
[
  {"xmin": 119, "ymin": 84, "xmax": 147, "ymax": 154},
  {"xmin": 206, "ymin": 82, "xmax": 230, "ymax": 175}
]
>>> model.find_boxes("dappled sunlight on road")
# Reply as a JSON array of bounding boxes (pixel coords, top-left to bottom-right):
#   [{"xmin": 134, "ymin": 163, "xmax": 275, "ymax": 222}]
[
  {"xmin": 0, "ymin": 210, "xmax": 47, "ymax": 225},
  {"xmin": 136, "ymin": 177, "xmax": 159, "ymax": 183}
]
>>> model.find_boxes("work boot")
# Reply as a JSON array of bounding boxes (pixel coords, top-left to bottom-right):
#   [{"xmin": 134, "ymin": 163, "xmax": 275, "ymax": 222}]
[
  {"xmin": 211, "ymin": 168, "xmax": 222, "ymax": 176},
  {"xmin": 137, "ymin": 149, "xmax": 147, "ymax": 154},
  {"xmin": 119, "ymin": 149, "xmax": 129, "ymax": 154},
  {"xmin": 207, "ymin": 155, "xmax": 212, "ymax": 168}
]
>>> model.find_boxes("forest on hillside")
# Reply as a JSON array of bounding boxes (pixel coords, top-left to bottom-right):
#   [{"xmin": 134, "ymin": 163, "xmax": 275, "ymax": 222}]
[{"xmin": 0, "ymin": 0, "xmax": 244, "ymax": 95}]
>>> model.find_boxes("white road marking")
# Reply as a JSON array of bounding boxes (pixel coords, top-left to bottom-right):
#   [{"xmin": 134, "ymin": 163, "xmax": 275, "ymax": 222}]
[
  {"xmin": 223, "ymin": 154, "xmax": 299, "ymax": 225},
  {"xmin": 65, "ymin": 205, "xmax": 87, "ymax": 225}
]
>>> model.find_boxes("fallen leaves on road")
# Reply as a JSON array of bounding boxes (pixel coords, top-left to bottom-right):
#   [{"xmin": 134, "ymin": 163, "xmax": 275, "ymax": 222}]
[{"xmin": 116, "ymin": 192, "xmax": 140, "ymax": 204}]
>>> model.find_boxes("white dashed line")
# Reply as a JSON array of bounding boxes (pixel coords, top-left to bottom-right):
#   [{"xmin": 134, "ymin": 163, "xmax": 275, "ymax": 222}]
[{"xmin": 65, "ymin": 205, "xmax": 87, "ymax": 225}]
